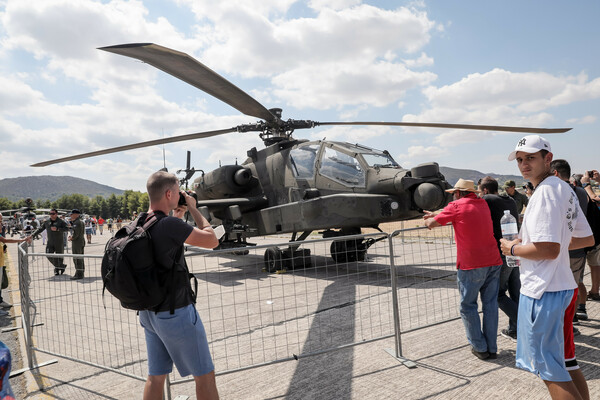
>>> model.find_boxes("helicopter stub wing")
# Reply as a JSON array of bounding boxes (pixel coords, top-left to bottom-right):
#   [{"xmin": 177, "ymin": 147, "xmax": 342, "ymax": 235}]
[
  {"xmin": 316, "ymin": 121, "xmax": 571, "ymax": 134},
  {"xmin": 31, "ymin": 127, "xmax": 237, "ymax": 167},
  {"xmin": 99, "ymin": 43, "xmax": 278, "ymax": 124}
]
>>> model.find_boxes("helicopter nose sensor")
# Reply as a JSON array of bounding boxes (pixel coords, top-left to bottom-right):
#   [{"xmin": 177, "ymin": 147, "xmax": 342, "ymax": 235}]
[{"xmin": 413, "ymin": 183, "xmax": 445, "ymax": 210}]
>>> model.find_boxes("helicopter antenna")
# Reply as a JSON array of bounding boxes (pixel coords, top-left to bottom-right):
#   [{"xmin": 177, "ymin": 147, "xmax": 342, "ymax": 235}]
[
  {"xmin": 176, "ymin": 150, "xmax": 196, "ymax": 189},
  {"xmin": 162, "ymin": 129, "xmax": 167, "ymax": 171}
]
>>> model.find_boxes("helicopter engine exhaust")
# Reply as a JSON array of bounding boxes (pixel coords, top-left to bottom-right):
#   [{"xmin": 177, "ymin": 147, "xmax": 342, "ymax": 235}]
[{"xmin": 196, "ymin": 165, "xmax": 255, "ymax": 200}]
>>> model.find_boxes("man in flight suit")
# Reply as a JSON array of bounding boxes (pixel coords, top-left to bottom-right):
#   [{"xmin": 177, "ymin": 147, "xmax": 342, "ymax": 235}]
[
  {"xmin": 68, "ymin": 209, "xmax": 86, "ymax": 280},
  {"xmin": 33, "ymin": 209, "xmax": 69, "ymax": 276}
]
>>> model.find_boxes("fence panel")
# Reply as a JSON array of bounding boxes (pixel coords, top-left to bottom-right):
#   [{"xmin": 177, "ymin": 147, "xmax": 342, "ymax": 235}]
[
  {"xmin": 180, "ymin": 232, "xmax": 393, "ymax": 377},
  {"xmin": 20, "ymin": 232, "xmax": 394, "ymax": 391},
  {"xmin": 389, "ymin": 225, "xmax": 460, "ymax": 334},
  {"xmin": 23, "ymin": 249, "xmax": 149, "ymax": 381}
]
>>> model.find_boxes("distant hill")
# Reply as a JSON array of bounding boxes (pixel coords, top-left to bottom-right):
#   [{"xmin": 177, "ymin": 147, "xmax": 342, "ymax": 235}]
[
  {"xmin": 0, "ymin": 176, "xmax": 124, "ymax": 202},
  {"xmin": 439, "ymin": 167, "xmax": 526, "ymax": 188}
]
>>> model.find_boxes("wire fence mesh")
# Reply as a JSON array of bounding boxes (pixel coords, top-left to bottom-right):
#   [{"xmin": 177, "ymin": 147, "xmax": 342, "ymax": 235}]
[
  {"xmin": 390, "ymin": 225, "xmax": 460, "ymax": 333},
  {"xmin": 17, "ymin": 226, "xmax": 461, "ymax": 396}
]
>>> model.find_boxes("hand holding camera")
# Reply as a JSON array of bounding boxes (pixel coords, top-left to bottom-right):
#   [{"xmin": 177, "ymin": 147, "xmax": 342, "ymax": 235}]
[{"xmin": 178, "ymin": 190, "xmax": 198, "ymax": 207}]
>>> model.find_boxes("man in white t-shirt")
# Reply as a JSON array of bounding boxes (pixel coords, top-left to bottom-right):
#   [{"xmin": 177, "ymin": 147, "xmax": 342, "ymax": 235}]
[{"xmin": 500, "ymin": 135, "xmax": 593, "ymax": 400}]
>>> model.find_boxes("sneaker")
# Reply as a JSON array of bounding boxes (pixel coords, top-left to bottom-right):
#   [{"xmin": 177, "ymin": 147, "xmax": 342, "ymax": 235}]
[
  {"xmin": 576, "ymin": 305, "xmax": 588, "ymax": 321},
  {"xmin": 588, "ymin": 292, "xmax": 600, "ymax": 301},
  {"xmin": 573, "ymin": 327, "xmax": 581, "ymax": 336},
  {"xmin": 471, "ymin": 347, "xmax": 490, "ymax": 360},
  {"xmin": 0, "ymin": 301, "xmax": 12, "ymax": 309},
  {"xmin": 501, "ymin": 329, "xmax": 517, "ymax": 341},
  {"xmin": 573, "ymin": 314, "xmax": 580, "ymax": 326}
]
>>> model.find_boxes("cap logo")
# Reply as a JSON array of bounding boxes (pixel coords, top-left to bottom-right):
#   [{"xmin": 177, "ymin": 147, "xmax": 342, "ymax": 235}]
[{"xmin": 518, "ymin": 138, "xmax": 527, "ymax": 147}]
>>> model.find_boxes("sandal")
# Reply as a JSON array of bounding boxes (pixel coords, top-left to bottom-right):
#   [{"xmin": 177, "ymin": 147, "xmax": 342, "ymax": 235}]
[{"xmin": 588, "ymin": 292, "xmax": 600, "ymax": 301}]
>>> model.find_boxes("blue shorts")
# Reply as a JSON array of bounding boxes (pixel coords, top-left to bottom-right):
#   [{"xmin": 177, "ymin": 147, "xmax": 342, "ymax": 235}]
[
  {"xmin": 516, "ymin": 290, "xmax": 573, "ymax": 382},
  {"xmin": 139, "ymin": 304, "xmax": 214, "ymax": 377}
]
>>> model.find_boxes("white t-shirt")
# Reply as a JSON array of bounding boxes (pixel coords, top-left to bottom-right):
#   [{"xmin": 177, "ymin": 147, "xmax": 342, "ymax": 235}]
[{"xmin": 519, "ymin": 176, "xmax": 592, "ymax": 299}]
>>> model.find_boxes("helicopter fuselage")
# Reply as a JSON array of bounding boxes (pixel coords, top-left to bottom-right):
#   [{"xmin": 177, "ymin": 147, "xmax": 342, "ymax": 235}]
[{"xmin": 194, "ymin": 139, "xmax": 451, "ymax": 238}]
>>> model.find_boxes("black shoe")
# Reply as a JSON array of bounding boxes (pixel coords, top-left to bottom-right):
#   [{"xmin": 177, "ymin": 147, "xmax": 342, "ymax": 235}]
[
  {"xmin": 576, "ymin": 305, "xmax": 588, "ymax": 321},
  {"xmin": 501, "ymin": 329, "xmax": 517, "ymax": 341},
  {"xmin": 70, "ymin": 273, "xmax": 84, "ymax": 280},
  {"xmin": 471, "ymin": 347, "xmax": 490, "ymax": 360},
  {"xmin": 54, "ymin": 268, "xmax": 60, "ymax": 276},
  {"xmin": 487, "ymin": 352, "xmax": 497, "ymax": 359},
  {"xmin": 573, "ymin": 327, "xmax": 581, "ymax": 336},
  {"xmin": 573, "ymin": 314, "xmax": 580, "ymax": 325}
]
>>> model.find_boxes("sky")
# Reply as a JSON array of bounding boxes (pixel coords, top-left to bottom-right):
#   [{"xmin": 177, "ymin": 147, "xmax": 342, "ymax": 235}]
[{"xmin": 1, "ymin": 0, "xmax": 599, "ymax": 192}]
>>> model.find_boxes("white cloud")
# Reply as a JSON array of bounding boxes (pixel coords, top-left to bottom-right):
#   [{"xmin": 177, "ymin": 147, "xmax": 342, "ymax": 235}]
[
  {"xmin": 403, "ymin": 68, "xmax": 600, "ymax": 147},
  {"xmin": 567, "ymin": 115, "xmax": 597, "ymax": 124},
  {"xmin": 395, "ymin": 144, "xmax": 445, "ymax": 167},
  {"xmin": 403, "ymin": 52, "xmax": 433, "ymax": 68},
  {"xmin": 272, "ymin": 60, "xmax": 436, "ymax": 109}
]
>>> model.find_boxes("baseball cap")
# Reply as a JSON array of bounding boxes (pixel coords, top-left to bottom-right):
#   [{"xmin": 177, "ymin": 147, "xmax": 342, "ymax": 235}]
[
  {"xmin": 503, "ymin": 180, "xmax": 516, "ymax": 188},
  {"xmin": 507, "ymin": 135, "xmax": 552, "ymax": 161}
]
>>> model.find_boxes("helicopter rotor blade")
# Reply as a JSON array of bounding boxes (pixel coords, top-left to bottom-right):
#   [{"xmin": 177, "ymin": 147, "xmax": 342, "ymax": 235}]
[
  {"xmin": 99, "ymin": 43, "xmax": 277, "ymax": 124},
  {"xmin": 316, "ymin": 121, "xmax": 571, "ymax": 134},
  {"xmin": 31, "ymin": 127, "xmax": 237, "ymax": 167}
]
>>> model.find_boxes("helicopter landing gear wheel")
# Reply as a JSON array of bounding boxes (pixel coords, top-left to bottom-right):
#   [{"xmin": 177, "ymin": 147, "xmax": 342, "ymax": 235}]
[
  {"xmin": 264, "ymin": 247, "xmax": 283, "ymax": 273},
  {"xmin": 330, "ymin": 240, "xmax": 366, "ymax": 263}
]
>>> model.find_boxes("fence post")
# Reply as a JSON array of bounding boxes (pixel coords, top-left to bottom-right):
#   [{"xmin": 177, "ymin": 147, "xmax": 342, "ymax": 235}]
[
  {"xmin": 385, "ymin": 232, "xmax": 416, "ymax": 368},
  {"xmin": 18, "ymin": 242, "xmax": 34, "ymax": 369}
]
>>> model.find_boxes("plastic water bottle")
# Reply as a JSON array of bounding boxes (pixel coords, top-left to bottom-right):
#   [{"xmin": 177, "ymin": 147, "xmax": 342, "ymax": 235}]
[{"xmin": 500, "ymin": 210, "xmax": 521, "ymax": 268}]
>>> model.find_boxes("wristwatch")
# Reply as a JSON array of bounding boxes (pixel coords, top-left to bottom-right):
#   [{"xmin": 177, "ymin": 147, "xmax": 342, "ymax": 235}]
[{"xmin": 582, "ymin": 183, "xmax": 590, "ymax": 188}]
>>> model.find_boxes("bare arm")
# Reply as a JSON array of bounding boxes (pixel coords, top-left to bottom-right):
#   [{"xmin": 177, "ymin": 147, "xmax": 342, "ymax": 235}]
[
  {"xmin": 0, "ymin": 235, "xmax": 32, "ymax": 244},
  {"xmin": 500, "ymin": 239, "xmax": 560, "ymax": 260},
  {"xmin": 423, "ymin": 211, "xmax": 441, "ymax": 230},
  {"xmin": 569, "ymin": 235, "xmax": 595, "ymax": 250}
]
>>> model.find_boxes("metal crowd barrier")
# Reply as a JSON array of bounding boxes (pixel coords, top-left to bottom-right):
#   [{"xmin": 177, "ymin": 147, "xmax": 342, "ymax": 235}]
[{"xmin": 16, "ymin": 224, "xmax": 458, "ymax": 398}]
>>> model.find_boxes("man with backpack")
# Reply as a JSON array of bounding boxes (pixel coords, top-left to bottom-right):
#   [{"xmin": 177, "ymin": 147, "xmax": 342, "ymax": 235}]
[{"xmin": 138, "ymin": 171, "xmax": 219, "ymax": 400}]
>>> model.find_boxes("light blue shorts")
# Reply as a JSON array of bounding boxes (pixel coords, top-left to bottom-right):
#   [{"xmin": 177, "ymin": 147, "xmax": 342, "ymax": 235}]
[
  {"xmin": 516, "ymin": 290, "xmax": 573, "ymax": 382},
  {"xmin": 139, "ymin": 304, "xmax": 214, "ymax": 377}
]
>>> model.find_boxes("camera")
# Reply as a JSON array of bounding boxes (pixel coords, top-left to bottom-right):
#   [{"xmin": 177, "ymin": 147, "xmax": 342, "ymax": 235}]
[
  {"xmin": 588, "ymin": 170, "xmax": 594, "ymax": 179},
  {"xmin": 522, "ymin": 182, "xmax": 533, "ymax": 191},
  {"xmin": 178, "ymin": 190, "xmax": 198, "ymax": 206}
]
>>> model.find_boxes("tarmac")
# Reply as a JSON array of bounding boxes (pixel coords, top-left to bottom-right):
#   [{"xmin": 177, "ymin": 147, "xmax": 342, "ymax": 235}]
[{"xmin": 2, "ymin": 230, "xmax": 600, "ymax": 400}]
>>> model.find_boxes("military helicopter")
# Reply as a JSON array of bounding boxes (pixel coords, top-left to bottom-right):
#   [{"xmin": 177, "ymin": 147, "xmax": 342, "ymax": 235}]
[{"xmin": 32, "ymin": 43, "xmax": 570, "ymax": 271}]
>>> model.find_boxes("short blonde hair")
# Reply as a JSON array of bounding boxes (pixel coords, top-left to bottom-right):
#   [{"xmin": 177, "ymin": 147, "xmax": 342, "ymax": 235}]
[{"xmin": 146, "ymin": 171, "xmax": 179, "ymax": 203}]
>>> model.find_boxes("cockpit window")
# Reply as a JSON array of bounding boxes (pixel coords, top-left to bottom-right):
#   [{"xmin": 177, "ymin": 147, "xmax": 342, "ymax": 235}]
[
  {"xmin": 290, "ymin": 144, "xmax": 319, "ymax": 179},
  {"xmin": 362, "ymin": 153, "xmax": 399, "ymax": 168},
  {"xmin": 319, "ymin": 147, "xmax": 365, "ymax": 186}
]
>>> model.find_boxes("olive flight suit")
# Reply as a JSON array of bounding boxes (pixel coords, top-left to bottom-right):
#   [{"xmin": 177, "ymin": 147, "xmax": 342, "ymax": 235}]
[
  {"xmin": 70, "ymin": 216, "xmax": 86, "ymax": 279},
  {"xmin": 33, "ymin": 217, "xmax": 69, "ymax": 274}
]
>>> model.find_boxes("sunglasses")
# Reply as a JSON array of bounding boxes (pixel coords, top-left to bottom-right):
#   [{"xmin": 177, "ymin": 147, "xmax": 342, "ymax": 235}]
[{"xmin": 49, "ymin": 213, "xmax": 57, "ymax": 215}]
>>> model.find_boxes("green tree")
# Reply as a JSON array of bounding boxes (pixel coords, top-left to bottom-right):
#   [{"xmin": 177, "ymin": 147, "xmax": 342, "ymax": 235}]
[
  {"xmin": 0, "ymin": 198, "xmax": 15, "ymax": 211},
  {"xmin": 139, "ymin": 192, "xmax": 149, "ymax": 213},
  {"xmin": 107, "ymin": 194, "xmax": 120, "ymax": 218},
  {"xmin": 89, "ymin": 196, "xmax": 106, "ymax": 217},
  {"xmin": 126, "ymin": 191, "xmax": 141, "ymax": 218}
]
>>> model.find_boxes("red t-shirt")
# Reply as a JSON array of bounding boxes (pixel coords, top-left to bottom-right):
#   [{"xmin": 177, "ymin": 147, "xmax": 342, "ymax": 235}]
[{"xmin": 434, "ymin": 193, "xmax": 502, "ymax": 270}]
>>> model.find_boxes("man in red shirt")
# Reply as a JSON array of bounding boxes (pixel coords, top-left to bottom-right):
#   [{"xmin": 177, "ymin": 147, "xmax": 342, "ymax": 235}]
[{"xmin": 424, "ymin": 178, "xmax": 503, "ymax": 360}]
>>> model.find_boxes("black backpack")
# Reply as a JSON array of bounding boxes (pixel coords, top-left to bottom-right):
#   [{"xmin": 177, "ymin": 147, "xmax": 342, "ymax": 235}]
[
  {"xmin": 585, "ymin": 198, "xmax": 600, "ymax": 251},
  {"xmin": 101, "ymin": 212, "xmax": 178, "ymax": 313}
]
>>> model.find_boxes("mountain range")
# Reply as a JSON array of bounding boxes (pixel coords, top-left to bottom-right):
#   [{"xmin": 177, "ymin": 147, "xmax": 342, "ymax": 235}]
[
  {"xmin": 0, "ymin": 175, "xmax": 124, "ymax": 202},
  {"xmin": 0, "ymin": 168, "xmax": 524, "ymax": 202},
  {"xmin": 439, "ymin": 167, "xmax": 525, "ymax": 187}
]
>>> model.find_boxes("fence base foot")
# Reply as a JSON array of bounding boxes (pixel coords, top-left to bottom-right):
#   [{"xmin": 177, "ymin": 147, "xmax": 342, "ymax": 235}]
[
  {"xmin": 384, "ymin": 348, "xmax": 417, "ymax": 369},
  {"xmin": 10, "ymin": 359, "xmax": 59, "ymax": 378}
]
